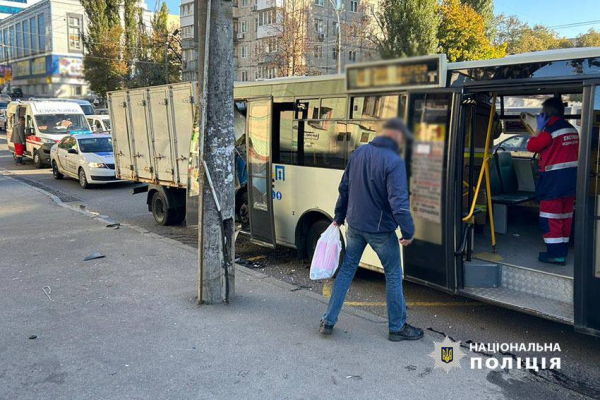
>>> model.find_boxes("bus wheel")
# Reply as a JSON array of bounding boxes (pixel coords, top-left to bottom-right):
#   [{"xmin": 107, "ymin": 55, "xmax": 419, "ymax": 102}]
[
  {"xmin": 307, "ymin": 220, "xmax": 330, "ymax": 260},
  {"xmin": 33, "ymin": 150, "xmax": 43, "ymax": 169},
  {"xmin": 238, "ymin": 192, "xmax": 249, "ymax": 228},
  {"xmin": 52, "ymin": 161, "xmax": 63, "ymax": 180}
]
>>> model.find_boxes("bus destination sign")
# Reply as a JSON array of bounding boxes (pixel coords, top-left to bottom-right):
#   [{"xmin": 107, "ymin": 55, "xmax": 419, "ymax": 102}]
[{"xmin": 346, "ymin": 55, "xmax": 447, "ymax": 93}]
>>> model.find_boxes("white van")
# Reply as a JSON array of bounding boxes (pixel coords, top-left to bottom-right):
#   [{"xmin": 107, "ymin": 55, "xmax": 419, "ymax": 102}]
[{"xmin": 5, "ymin": 100, "xmax": 92, "ymax": 168}]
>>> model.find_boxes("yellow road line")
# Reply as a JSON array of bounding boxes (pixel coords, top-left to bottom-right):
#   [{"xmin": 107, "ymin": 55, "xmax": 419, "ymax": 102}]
[
  {"xmin": 322, "ymin": 282, "xmax": 483, "ymax": 307},
  {"xmin": 247, "ymin": 255, "xmax": 267, "ymax": 261}
]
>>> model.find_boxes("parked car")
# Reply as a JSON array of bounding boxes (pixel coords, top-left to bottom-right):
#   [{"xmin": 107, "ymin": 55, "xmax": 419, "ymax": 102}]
[
  {"xmin": 0, "ymin": 102, "xmax": 8, "ymax": 130},
  {"xmin": 87, "ymin": 115, "xmax": 111, "ymax": 133},
  {"xmin": 95, "ymin": 108, "xmax": 109, "ymax": 115},
  {"xmin": 5, "ymin": 100, "xmax": 93, "ymax": 168},
  {"xmin": 493, "ymin": 134, "xmax": 533, "ymax": 158},
  {"xmin": 50, "ymin": 133, "xmax": 120, "ymax": 188}
]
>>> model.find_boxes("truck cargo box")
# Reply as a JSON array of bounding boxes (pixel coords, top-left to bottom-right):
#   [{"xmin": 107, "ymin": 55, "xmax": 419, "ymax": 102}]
[{"xmin": 108, "ymin": 82, "xmax": 198, "ymax": 188}]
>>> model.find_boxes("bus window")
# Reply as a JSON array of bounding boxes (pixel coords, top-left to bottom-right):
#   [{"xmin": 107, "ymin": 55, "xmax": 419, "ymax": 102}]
[
  {"xmin": 320, "ymin": 97, "xmax": 346, "ymax": 120},
  {"xmin": 347, "ymin": 120, "xmax": 383, "ymax": 156},
  {"xmin": 302, "ymin": 120, "xmax": 346, "ymax": 169},
  {"xmin": 351, "ymin": 95, "xmax": 399, "ymax": 120},
  {"xmin": 295, "ymin": 99, "xmax": 320, "ymax": 120}
]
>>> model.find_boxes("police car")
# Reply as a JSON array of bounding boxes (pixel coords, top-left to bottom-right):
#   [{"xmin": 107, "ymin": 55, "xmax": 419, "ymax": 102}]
[{"xmin": 50, "ymin": 133, "xmax": 120, "ymax": 188}]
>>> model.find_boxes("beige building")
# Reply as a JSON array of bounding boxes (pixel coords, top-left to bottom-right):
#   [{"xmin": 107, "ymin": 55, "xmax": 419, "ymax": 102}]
[{"xmin": 181, "ymin": 0, "xmax": 378, "ymax": 82}]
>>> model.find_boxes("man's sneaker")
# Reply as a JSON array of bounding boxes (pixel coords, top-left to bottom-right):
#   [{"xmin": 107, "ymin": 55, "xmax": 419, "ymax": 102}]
[
  {"xmin": 538, "ymin": 252, "xmax": 566, "ymax": 266},
  {"xmin": 319, "ymin": 321, "xmax": 333, "ymax": 336},
  {"xmin": 389, "ymin": 323, "xmax": 424, "ymax": 341}
]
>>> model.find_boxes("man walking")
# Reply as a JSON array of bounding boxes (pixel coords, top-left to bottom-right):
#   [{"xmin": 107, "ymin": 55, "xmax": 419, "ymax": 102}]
[
  {"xmin": 320, "ymin": 118, "xmax": 423, "ymax": 341},
  {"xmin": 527, "ymin": 98, "xmax": 579, "ymax": 265},
  {"xmin": 11, "ymin": 116, "xmax": 26, "ymax": 165}
]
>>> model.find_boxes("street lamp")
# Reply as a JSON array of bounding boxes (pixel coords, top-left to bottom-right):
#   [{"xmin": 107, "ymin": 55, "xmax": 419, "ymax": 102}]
[{"xmin": 327, "ymin": 0, "xmax": 342, "ymax": 74}]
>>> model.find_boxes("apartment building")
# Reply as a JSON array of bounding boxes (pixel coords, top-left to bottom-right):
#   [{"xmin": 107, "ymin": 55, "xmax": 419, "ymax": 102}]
[{"xmin": 180, "ymin": 0, "xmax": 378, "ymax": 82}]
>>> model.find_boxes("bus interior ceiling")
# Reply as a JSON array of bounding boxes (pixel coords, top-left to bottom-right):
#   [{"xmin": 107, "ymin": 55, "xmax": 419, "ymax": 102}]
[{"xmin": 460, "ymin": 87, "xmax": 582, "ymax": 323}]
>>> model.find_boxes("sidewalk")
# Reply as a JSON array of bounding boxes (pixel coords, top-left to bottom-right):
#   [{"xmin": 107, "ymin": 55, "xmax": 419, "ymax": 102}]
[{"xmin": 0, "ymin": 175, "xmax": 575, "ymax": 400}]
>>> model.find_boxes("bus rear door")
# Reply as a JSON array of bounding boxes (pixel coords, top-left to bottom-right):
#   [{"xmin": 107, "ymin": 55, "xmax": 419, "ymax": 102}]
[
  {"xmin": 575, "ymin": 82, "xmax": 600, "ymax": 337},
  {"xmin": 403, "ymin": 90, "xmax": 462, "ymax": 291},
  {"xmin": 246, "ymin": 98, "xmax": 276, "ymax": 247}
]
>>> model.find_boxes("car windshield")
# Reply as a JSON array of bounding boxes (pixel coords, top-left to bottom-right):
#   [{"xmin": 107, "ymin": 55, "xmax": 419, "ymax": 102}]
[
  {"xmin": 35, "ymin": 114, "xmax": 89, "ymax": 134},
  {"xmin": 103, "ymin": 119, "xmax": 111, "ymax": 130},
  {"xmin": 80, "ymin": 105, "xmax": 94, "ymax": 115},
  {"xmin": 78, "ymin": 137, "xmax": 113, "ymax": 153}
]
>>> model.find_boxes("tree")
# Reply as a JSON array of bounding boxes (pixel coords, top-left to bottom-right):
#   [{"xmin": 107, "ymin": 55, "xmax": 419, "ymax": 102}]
[
  {"xmin": 461, "ymin": 0, "xmax": 494, "ymax": 36},
  {"xmin": 123, "ymin": 0, "xmax": 139, "ymax": 82},
  {"xmin": 371, "ymin": 0, "xmax": 439, "ymax": 59},
  {"xmin": 81, "ymin": 0, "xmax": 127, "ymax": 98},
  {"xmin": 438, "ymin": 0, "xmax": 505, "ymax": 62},
  {"xmin": 577, "ymin": 29, "xmax": 600, "ymax": 47},
  {"xmin": 494, "ymin": 14, "xmax": 573, "ymax": 54}
]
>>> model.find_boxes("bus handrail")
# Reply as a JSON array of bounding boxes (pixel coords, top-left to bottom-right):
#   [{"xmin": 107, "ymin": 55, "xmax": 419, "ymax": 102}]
[{"xmin": 461, "ymin": 93, "xmax": 497, "ymax": 252}]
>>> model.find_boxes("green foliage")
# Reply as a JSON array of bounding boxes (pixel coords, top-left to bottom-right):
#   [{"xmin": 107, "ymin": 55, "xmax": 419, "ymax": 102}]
[
  {"xmin": 373, "ymin": 0, "xmax": 439, "ymax": 59},
  {"xmin": 494, "ymin": 14, "xmax": 574, "ymax": 54},
  {"xmin": 577, "ymin": 29, "xmax": 600, "ymax": 47},
  {"xmin": 437, "ymin": 0, "xmax": 505, "ymax": 62}
]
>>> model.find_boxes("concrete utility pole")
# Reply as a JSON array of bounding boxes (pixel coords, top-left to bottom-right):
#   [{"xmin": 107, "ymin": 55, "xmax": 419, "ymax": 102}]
[{"xmin": 196, "ymin": 0, "xmax": 236, "ymax": 304}]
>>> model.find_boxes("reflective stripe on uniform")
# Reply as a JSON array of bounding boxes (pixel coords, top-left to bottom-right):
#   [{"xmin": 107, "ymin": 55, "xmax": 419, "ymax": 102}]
[
  {"xmin": 545, "ymin": 161, "xmax": 578, "ymax": 172},
  {"xmin": 550, "ymin": 128, "xmax": 578, "ymax": 139},
  {"xmin": 539, "ymin": 212, "xmax": 574, "ymax": 219},
  {"xmin": 544, "ymin": 237, "xmax": 570, "ymax": 244}
]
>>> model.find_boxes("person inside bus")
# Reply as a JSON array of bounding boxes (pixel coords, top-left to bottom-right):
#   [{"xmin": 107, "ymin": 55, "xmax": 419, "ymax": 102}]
[
  {"xmin": 320, "ymin": 117, "xmax": 423, "ymax": 341},
  {"xmin": 10, "ymin": 116, "xmax": 27, "ymax": 166},
  {"xmin": 527, "ymin": 97, "xmax": 579, "ymax": 265}
]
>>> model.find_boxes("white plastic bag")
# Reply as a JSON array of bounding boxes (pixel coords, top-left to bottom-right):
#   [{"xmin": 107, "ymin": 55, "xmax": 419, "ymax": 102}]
[{"xmin": 310, "ymin": 224, "xmax": 342, "ymax": 280}]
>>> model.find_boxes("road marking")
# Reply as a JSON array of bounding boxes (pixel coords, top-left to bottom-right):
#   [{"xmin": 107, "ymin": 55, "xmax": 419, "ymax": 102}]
[
  {"xmin": 247, "ymin": 255, "xmax": 267, "ymax": 262},
  {"xmin": 322, "ymin": 281, "xmax": 483, "ymax": 307}
]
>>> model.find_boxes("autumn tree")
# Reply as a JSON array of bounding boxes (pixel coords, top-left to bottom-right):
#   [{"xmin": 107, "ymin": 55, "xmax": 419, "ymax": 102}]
[
  {"xmin": 81, "ymin": 0, "xmax": 127, "ymax": 98},
  {"xmin": 577, "ymin": 29, "xmax": 600, "ymax": 47},
  {"xmin": 461, "ymin": 0, "xmax": 494, "ymax": 35},
  {"xmin": 494, "ymin": 14, "xmax": 573, "ymax": 54},
  {"xmin": 371, "ymin": 0, "xmax": 439, "ymax": 59},
  {"xmin": 438, "ymin": 0, "xmax": 505, "ymax": 62}
]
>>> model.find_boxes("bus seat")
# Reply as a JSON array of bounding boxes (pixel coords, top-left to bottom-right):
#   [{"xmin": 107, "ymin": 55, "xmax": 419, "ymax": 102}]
[{"xmin": 489, "ymin": 151, "xmax": 536, "ymax": 234}]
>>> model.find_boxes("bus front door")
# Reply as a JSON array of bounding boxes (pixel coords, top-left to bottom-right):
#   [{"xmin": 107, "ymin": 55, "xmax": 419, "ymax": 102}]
[
  {"xmin": 575, "ymin": 82, "xmax": 600, "ymax": 337},
  {"xmin": 403, "ymin": 91, "xmax": 461, "ymax": 291},
  {"xmin": 246, "ymin": 98, "xmax": 276, "ymax": 247}
]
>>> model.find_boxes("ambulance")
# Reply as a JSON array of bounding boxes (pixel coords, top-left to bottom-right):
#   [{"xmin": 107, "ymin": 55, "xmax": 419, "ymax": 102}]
[{"xmin": 5, "ymin": 100, "xmax": 92, "ymax": 168}]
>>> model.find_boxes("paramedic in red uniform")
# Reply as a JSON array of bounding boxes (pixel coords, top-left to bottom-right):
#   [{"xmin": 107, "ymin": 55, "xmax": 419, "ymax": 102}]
[{"xmin": 527, "ymin": 98, "xmax": 579, "ymax": 265}]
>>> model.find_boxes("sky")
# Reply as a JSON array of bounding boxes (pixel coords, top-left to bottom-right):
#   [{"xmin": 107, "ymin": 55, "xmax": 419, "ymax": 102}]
[{"xmin": 159, "ymin": 0, "xmax": 600, "ymax": 39}]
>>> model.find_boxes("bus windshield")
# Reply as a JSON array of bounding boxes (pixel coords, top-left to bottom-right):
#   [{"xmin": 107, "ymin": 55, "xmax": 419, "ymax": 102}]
[
  {"xmin": 79, "ymin": 104, "xmax": 95, "ymax": 115},
  {"xmin": 78, "ymin": 137, "xmax": 113, "ymax": 153},
  {"xmin": 35, "ymin": 114, "xmax": 90, "ymax": 134}
]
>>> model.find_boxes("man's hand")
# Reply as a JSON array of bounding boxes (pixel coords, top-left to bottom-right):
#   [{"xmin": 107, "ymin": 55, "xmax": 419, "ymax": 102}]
[
  {"xmin": 536, "ymin": 113, "xmax": 549, "ymax": 134},
  {"xmin": 332, "ymin": 221, "xmax": 339, "ymax": 227},
  {"xmin": 399, "ymin": 238, "xmax": 413, "ymax": 247}
]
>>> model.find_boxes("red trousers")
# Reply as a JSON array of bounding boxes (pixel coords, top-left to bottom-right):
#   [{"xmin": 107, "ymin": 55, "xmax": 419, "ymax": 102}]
[
  {"xmin": 539, "ymin": 197, "xmax": 575, "ymax": 258},
  {"xmin": 14, "ymin": 143, "xmax": 25, "ymax": 157}
]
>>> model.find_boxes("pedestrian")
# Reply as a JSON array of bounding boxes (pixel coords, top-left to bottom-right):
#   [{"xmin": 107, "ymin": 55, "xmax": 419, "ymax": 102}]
[
  {"xmin": 320, "ymin": 117, "xmax": 423, "ymax": 341},
  {"xmin": 526, "ymin": 98, "xmax": 579, "ymax": 265},
  {"xmin": 11, "ymin": 116, "xmax": 27, "ymax": 165}
]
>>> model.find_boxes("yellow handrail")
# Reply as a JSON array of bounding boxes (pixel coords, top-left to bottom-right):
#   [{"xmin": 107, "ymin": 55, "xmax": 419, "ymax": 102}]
[{"xmin": 462, "ymin": 93, "xmax": 497, "ymax": 252}]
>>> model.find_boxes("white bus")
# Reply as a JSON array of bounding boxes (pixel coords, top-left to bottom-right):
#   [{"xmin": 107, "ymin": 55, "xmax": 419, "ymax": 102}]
[{"xmin": 233, "ymin": 48, "xmax": 600, "ymax": 337}]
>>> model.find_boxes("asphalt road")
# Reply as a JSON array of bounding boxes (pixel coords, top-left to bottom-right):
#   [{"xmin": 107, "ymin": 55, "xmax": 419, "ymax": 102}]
[{"xmin": 1, "ymin": 135, "xmax": 599, "ymax": 399}]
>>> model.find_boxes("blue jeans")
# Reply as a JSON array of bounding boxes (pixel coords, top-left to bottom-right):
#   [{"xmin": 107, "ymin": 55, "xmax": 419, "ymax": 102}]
[{"xmin": 322, "ymin": 226, "xmax": 407, "ymax": 332}]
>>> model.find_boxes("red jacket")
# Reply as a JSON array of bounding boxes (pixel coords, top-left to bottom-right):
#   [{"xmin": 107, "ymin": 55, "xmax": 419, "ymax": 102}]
[{"xmin": 527, "ymin": 117, "xmax": 579, "ymax": 200}]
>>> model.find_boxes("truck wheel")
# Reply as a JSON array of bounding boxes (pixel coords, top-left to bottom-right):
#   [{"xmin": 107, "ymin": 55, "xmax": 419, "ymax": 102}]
[
  {"xmin": 151, "ymin": 191, "xmax": 179, "ymax": 226},
  {"xmin": 52, "ymin": 161, "xmax": 63, "ymax": 180},
  {"xmin": 307, "ymin": 220, "xmax": 330, "ymax": 260},
  {"xmin": 33, "ymin": 150, "xmax": 44, "ymax": 169}
]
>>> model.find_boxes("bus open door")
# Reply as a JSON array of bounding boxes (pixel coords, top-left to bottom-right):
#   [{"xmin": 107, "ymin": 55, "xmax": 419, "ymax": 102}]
[
  {"xmin": 402, "ymin": 89, "xmax": 463, "ymax": 292},
  {"xmin": 246, "ymin": 98, "xmax": 277, "ymax": 247},
  {"xmin": 575, "ymin": 82, "xmax": 600, "ymax": 336}
]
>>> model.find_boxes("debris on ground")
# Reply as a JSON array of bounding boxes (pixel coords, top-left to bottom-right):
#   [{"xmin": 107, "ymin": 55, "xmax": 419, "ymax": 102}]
[
  {"xmin": 235, "ymin": 257, "xmax": 265, "ymax": 269},
  {"xmin": 28, "ymin": 335, "xmax": 37, "ymax": 340},
  {"xmin": 42, "ymin": 286, "xmax": 54, "ymax": 301},
  {"xmin": 106, "ymin": 223, "xmax": 120, "ymax": 229},
  {"xmin": 345, "ymin": 375, "xmax": 362, "ymax": 380},
  {"xmin": 84, "ymin": 252, "xmax": 106, "ymax": 261}
]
